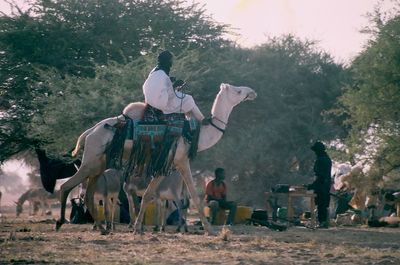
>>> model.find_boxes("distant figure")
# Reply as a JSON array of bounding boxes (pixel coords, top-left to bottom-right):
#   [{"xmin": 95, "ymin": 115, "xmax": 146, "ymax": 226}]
[
  {"xmin": 16, "ymin": 188, "xmax": 60, "ymax": 217},
  {"xmin": 332, "ymin": 163, "xmax": 353, "ymax": 217},
  {"xmin": 307, "ymin": 141, "xmax": 332, "ymax": 228},
  {"xmin": 205, "ymin": 168, "xmax": 237, "ymax": 225},
  {"xmin": 0, "ymin": 190, "xmax": 2, "ymax": 212}
]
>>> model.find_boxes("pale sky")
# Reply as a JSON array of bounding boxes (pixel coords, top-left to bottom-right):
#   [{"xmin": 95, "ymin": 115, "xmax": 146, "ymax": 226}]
[
  {"xmin": 196, "ymin": 0, "xmax": 390, "ymax": 62},
  {"xmin": 0, "ymin": 0, "xmax": 393, "ymax": 62}
]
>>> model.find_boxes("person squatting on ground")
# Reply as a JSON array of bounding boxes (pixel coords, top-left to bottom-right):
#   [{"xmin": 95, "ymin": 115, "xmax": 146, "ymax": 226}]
[
  {"xmin": 205, "ymin": 168, "xmax": 237, "ymax": 225},
  {"xmin": 307, "ymin": 141, "xmax": 332, "ymax": 228},
  {"xmin": 142, "ymin": 50, "xmax": 204, "ymax": 121}
]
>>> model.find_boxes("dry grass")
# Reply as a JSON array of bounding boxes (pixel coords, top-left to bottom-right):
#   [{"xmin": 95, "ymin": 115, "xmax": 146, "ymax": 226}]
[{"xmin": 1, "ymin": 207, "xmax": 400, "ymax": 264}]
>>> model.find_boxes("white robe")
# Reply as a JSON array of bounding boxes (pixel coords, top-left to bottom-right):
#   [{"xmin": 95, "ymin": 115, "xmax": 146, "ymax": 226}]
[{"xmin": 143, "ymin": 69, "xmax": 195, "ymax": 114}]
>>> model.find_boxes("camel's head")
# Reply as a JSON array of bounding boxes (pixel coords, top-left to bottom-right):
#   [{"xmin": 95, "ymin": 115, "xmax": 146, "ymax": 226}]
[{"xmin": 219, "ymin": 83, "xmax": 257, "ymax": 106}]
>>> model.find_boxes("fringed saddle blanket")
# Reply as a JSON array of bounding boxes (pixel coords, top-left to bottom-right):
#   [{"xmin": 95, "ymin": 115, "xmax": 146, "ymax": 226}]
[{"xmin": 105, "ymin": 105, "xmax": 200, "ymax": 180}]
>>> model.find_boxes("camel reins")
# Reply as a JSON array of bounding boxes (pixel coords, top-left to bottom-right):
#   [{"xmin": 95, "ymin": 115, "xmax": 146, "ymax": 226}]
[
  {"xmin": 209, "ymin": 89, "xmax": 252, "ymax": 134},
  {"xmin": 209, "ymin": 115, "xmax": 227, "ymax": 134}
]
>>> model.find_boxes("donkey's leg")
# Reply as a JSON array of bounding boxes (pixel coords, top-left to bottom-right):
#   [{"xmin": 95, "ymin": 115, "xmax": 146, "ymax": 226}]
[
  {"xmin": 176, "ymin": 160, "xmax": 214, "ymax": 235},
  {"xmin": 104, "ymin": 194, "xmax": 111, "ymax": 232},
  {"xmin": 105, "ymin": 193, "xmax": 118, "ymax": 232},
  {"xmin": 160, "ymin": 200, "xmax": 168, "ymax": 232},
  {"xmin": 125, "ymin": 190, "xmax": 136, "ymax": 228},
  {"xmin": 153, "ymin": 197, "xmax": 161, "ymax": 232},
  {"xmin": 41, "ymin": 201, "xmax": 48, "ymax": 216},
  {"xmin": 124, "ymin": 182, "xmax": 140, "ymax": 228},
  {"xmin": 181, "ymin": 193, "xmax": 190, "ymax": 233},
  {"xmin": 28, "ymin": 201, "xmax": 32, "ymax": 216},
  {"xmin": 87, "ymin": 176, "xmax": 108, "ymax": 235},
  {"xmin": 86, "ymin": 189, "xmax": 99, "ymax": 231},
  {"xmin": 110, "ymin": 195, "xmax": 118, "ymax": 231},
  {"xmin": 133, "ymin": 176, "xmax": 165, "ymax": 234},
  {"xmin": 124, "ymin": 169, "xmax": 144, "ymax": 228},
  {"xmin": 174, "ymin": 199, "xmax": 184, "ymax": 232}
]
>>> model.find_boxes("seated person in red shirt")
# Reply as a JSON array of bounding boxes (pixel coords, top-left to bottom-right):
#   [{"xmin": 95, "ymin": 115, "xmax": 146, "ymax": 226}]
[{"xmin": 205, "ymin": 168, "xmax": 237, "ymax": 225}]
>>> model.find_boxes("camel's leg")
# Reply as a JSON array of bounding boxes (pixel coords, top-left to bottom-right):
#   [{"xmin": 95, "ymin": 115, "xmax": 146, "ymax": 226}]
[
  {"xmin": 176, "ymin": 160, "xmax": 214, "ymax": 235},
  {"xmin": 57, "ymin": 123, "xmax": 111, "ymax": 230},
  {"xmin": 56, "ymin": 163, "xmax": 99, "ymax": 231},
  {"xmin": 133, "ymin": 176, "xmax": 165, "ymax": 234},
  {"xmin": 84, "ymin": 176, "xmax": 101, "ymax": 223}
]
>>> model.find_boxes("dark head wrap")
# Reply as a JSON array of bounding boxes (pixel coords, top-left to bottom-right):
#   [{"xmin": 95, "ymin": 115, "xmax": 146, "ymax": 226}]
[
  {"xmin": 156, "ymin": 50, "xmax": 173, "ymax": 75},
  {"xmin": 215, "ymin": 167, "xmax": 225, "ymax": 178},
  {"xmin": 311, "ymin": 141, "xmax": 326, "ymax": 153}
]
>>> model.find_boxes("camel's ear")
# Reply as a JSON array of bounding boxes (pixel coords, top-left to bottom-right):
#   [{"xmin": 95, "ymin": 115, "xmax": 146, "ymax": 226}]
[{"xmin": 220, "ymin": 83, "xmax": 229, "ymax": 90}]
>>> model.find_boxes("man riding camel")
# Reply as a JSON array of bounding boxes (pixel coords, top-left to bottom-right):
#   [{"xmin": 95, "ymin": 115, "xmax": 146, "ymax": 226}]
[{"xmin": 143, "ymin": 50, "xmax": 204, "ymax": 121}]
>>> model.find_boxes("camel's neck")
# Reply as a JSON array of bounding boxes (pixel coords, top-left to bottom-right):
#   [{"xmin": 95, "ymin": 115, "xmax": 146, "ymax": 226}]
[{"xmin": 197, "ymin": 93, "xmax": 234, "ymax": 152}]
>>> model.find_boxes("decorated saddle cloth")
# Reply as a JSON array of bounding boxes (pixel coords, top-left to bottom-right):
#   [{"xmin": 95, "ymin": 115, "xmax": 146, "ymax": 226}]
[{"xmin": 105, "ymin": 105, "xmax": 199, "ymax": 178}]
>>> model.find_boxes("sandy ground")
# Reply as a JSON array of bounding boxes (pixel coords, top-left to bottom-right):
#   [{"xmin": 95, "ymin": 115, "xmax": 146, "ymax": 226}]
[{"xmin": 1, "ymin": 206, "xmax": 400, "ymax": 265}]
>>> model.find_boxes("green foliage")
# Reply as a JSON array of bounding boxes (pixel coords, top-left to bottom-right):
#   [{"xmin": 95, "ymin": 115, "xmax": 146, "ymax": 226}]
[
  {"xmin": 0, "ymin": 0, "xmax": 229, "ymax": 160},
  {"xmin": 336, "ymin": 3, "xmax": 400, "ymax": 186},
  {"xmin": 30, "ymin": 58, "xmax": 149, "ymax": 152}
]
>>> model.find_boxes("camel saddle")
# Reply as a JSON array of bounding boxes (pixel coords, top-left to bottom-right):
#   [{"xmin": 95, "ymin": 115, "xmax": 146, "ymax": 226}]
[
  {"xmin": 108, "ymin": 104, "xmax": 198, "ymax": 145},
  {"xmin": 133, "ymin": 105, "xmax": 186, "ymax": 143}
]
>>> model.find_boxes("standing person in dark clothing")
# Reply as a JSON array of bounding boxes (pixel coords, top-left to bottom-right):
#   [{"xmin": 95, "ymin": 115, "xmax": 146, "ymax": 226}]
[{"xmin": 307, "ymin": 141, "xmax": 332, "ymax": 228}]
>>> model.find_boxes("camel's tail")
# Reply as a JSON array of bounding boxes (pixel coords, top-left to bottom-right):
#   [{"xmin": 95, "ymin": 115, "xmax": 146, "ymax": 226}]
[{"xmin": 71, "ymin": 127, "xmax": 95, "ymax": 157}]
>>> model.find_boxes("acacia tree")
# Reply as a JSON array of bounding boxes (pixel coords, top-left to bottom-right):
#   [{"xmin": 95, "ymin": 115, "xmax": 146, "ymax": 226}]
[
  {"xmin": 0, "ymin": 0, "xmax": 229, "ymax": 162},
  {"xmin": 336, "ymin": 2, "xmax": 400, "ymax": 188}
]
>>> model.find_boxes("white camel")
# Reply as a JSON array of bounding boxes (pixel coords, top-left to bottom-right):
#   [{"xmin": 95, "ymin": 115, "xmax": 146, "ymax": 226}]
[{"xmin": 56, "ymin": 83, "xmax": 256, "ymax": 235}]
